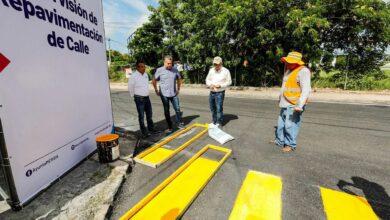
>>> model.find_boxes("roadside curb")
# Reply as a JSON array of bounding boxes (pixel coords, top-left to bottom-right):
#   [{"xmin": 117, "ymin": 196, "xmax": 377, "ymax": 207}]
[
  {"xmin": 110, "ymin": 83, "xmax": 390, "ymax": 107},
  {"xmin": 53, "ymin": 157, "xmax": 130, "ymax": 220}
]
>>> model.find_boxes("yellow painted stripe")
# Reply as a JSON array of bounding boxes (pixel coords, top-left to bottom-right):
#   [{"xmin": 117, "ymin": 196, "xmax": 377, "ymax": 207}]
[
  {"xmin": 131, "ymin": 158, "xmax": 218, "ymax": 220},
  {"xmin": 229, "ymin": 171, "xmax": 283, "ymax": 220},
  {"xmin": 320, "ymin": 187, "xmax": 378, "ymax": 220},
  {"xmin": 120, "ymin": 145, "xmax": 232, "ymax": 220},
  {"xmin": 140, "ymin": 148, "xmax": 174, "ymax": 164},
  {"xmin": 134, "ymin": 123, "xmax": 208, "ymax": 168}
]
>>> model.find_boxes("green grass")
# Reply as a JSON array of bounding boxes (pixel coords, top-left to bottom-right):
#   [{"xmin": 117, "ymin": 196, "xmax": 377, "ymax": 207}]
[{"xmin": 313, "ymin": 69, "xmax": 390, "ymax": 90}]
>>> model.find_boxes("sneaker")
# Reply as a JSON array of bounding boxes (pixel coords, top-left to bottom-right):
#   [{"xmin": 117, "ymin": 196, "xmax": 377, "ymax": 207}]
[
  {"xmin": 141, "ymin": 132, "xmax": 151, "ymax": 139},
  {"xmin": 165, "ymin": 128, "xmax": 174, "ymax": 133},
  {"xmin": 215, "ymin": 123, "xmax": 220, "ymax": 127},
  {"xmin": 178, "ymin": 122, "xmax": 185, "ymax": 129}
]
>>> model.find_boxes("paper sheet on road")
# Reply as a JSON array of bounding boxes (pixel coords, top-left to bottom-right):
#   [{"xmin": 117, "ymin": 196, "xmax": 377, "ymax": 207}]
[{"xmin": 208, "ymin": 123, "xmax": 235, "ymax": 144}]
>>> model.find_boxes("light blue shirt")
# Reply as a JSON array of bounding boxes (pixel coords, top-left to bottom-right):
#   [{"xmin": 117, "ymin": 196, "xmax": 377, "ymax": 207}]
[{"xmin": 154, "ymin": 66, "xmax": 181, "ymax": 97}]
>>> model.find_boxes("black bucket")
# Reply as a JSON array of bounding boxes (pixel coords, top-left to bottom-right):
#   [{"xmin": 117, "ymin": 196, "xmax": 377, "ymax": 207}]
[{"xmin": 96, "ymin": 134, "xmax": 120, "ymax": 163}]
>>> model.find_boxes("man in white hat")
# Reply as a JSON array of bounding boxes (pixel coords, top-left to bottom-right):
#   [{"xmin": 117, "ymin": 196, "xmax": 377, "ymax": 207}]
[
  {"xmin": 205, "ymin": 56, "xmax": 232, "ymax": 127},
  {"xmin": 271, "ymin": 51, "xmax": 311, "ymax": 153}
]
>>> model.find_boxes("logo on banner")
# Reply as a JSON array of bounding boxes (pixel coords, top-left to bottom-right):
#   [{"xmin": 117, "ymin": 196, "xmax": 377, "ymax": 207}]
[
  {"xmin": 0, "ymin": 53, "xmax": 11, "ymax": 73},
  {"xmin": 25, "ymin": 155, "xmax": 59, "ymax": 177},
  {"xmin": 71, "ymin": 138, "xmax": 89, "ymax": 150}
]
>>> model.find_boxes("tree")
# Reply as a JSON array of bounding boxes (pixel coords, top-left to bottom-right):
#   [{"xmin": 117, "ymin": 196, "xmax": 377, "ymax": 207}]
[
  {"xmin": 128, "ymin": 6, "xmax": 165, "ymax": 67},
  {"xmin": 319, "ymin": 0, "xmax": 390, "ymax": 88},
  {"xmin": 105, "ymin": 50, "xmax": 133, "ymax": 81},
  {"xmin": 128, "ymin": 0, "xmax": 389, "ymax": 87}
]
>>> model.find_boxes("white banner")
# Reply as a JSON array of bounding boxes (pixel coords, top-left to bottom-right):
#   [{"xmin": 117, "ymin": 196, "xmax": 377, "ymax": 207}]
[{"xmin": 0, "ymin": 0, "xmax": 113, "ymax": 204}]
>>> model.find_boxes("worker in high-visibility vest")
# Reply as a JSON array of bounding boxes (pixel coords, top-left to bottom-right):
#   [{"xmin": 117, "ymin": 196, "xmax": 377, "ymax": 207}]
[{"xmin": 271, "ymin": 51, "xmax": 311, "ymax": 153}]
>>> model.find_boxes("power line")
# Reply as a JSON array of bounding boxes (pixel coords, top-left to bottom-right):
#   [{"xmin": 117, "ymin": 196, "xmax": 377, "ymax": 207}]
[{"xmin": 106, "ymin": 38, "xmax": 130, "ymax": 53}]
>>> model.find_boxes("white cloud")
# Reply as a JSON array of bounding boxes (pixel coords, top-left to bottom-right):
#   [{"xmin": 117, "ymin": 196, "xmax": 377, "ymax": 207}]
[
  {"xmin": 102, "ymin": 0, "xmax": 153, "ymax": 52},
  {"xmin": 122, "ymin": 0, "xmax": 150, "ymax": 13}
]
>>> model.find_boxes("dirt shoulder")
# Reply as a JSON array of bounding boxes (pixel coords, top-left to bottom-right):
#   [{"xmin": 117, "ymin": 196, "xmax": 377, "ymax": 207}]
[{"xmin": 110, "ymin": 83, "xmax": 390, "ymax": 106}]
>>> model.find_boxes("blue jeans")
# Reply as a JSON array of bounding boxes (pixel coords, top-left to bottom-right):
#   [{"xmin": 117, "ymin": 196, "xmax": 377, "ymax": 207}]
[
  {"xmin": 134, "ymin": 96, "xmax": 154, "ymax": 134},
  {"xmin": 209, "ymin": 91, "xmax": 225, "ymax": 125},
  {"xmin": 160, "ymin": 95, "xmax": 182, "ymax": 129},
  {"xmin": 275, "ymin": 106, "xmax": 304, "ymax": 149}
]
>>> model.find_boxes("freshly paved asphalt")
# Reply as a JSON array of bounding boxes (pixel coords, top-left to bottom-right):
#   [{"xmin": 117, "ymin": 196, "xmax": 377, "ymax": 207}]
[{"xmin": 110, "ymin": 91, "xmax": 390, "ymax": 220}]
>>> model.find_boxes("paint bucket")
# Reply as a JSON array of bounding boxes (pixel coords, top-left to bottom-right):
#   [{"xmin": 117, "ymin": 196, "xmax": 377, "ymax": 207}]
[{"xmin": 96, "ymin": 134, "xmax": 120, "ymax": 163}]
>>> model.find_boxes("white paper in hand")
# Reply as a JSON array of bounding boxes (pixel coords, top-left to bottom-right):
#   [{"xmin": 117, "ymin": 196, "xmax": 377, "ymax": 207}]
[{"xmin": 208, "ymin": 123, "xmax": 235, "ymax": 144}]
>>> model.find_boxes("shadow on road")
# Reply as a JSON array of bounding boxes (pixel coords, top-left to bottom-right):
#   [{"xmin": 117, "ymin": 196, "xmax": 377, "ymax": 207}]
[
  {"xmin": 153, "ymin": 115, "xmax": 200, "ymax": 131},
  {"xmin": 222, "ymin": 114, "xmax": 239, "ymax": 126},
  {"xmin": 337, "ymin": 177, "xmax": 390, "ymax": 219}
]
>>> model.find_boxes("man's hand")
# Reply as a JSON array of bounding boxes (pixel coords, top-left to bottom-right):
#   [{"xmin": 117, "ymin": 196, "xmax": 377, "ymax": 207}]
[
  {"xmin": 211, "ymin": 84, "xmax": 221, "ymax": 92},
  {"xmin": 294, "ymin": 106, "xmax": 303, "ymax": 112},
  {"xmin": 155, "ymin": 90, "xmax": 160, "ymax": 96},
  {"xmin": 176, "ymin": 89, "xmax": 180, "ymax": 96}
]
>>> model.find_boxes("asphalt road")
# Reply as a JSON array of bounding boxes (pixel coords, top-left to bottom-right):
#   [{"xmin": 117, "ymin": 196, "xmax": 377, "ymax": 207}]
[{"xmin": 110, "ymin": 91, "xmax": 390, "ymax": 219}]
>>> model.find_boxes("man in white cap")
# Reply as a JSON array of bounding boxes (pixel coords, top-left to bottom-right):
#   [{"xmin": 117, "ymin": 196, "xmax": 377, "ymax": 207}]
[
  {"xmin": 271, "ymin": 51, "xmax": 311, "ymax": 153},
  {"xmin": 206, "ymin": 56, "xmax": 232, "ymax": 127}
]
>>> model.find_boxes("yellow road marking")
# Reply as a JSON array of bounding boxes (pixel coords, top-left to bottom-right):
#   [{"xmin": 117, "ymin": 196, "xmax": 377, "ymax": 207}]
[
  {"xmin": 134, "ymin": 123, "xmax": 208, "ymax": 168},
  {"xmin": 229, "ymin": 171, "xmax": 283, "ymax": 220},
  {"xmin": 320, "ymin": 187, "xmax": 378, "ymax": 220},
  {"xmin": 120, "ymin": 145, "xmax": 232, "ymax": 220},
  {"xmin": 140, "ymin": 148, "xmax": 174, "ymax": 165}
]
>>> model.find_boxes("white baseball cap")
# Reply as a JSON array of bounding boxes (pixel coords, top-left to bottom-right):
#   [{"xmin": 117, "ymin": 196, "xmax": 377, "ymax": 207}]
[{"xmin": 213, "ymin": 56, "xmax": 223, "ymax": 65}]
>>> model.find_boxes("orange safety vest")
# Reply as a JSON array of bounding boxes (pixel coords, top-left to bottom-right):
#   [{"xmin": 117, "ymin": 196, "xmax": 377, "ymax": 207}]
[{"xmin": 283, "ymin": 66, "xmax": 308, "ymax": 105}]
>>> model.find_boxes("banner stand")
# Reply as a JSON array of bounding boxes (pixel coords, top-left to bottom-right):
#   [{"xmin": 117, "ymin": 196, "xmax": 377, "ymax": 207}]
[
  {"xmin": 0, "ymin": 0, "xmax": 113, "ymax": 208},
  {"xmin": 0, "ymin": 117, "xmax": 100, "ymax": 211},
  {"xmin": 0, "ymin": 118, "xmax": 21, "ymax": 211}
]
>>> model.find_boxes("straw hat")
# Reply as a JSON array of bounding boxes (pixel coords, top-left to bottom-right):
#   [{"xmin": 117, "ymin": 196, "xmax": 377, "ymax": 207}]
[{"xmin": 281, "ymin": 51, "xmax": 305, "ymax": 65}]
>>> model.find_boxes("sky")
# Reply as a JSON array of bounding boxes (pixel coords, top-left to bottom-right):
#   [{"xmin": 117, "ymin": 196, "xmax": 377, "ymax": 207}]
[{"xmin": 102, "ymin": 0, "xmax": 158, "ymax": 53}]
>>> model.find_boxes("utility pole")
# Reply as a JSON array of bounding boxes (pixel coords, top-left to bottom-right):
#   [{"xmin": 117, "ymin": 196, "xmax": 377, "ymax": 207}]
[
  {"xmin": 127, "ymin": 32, "xmax": 136, "ymax": 55},
  {"xmin": 108, "ymin": 38, "xmax": 112, "ymax": 66},
  {"xmin": 344, "ymin": 54, "xmax": 349, "ymax": 90}
]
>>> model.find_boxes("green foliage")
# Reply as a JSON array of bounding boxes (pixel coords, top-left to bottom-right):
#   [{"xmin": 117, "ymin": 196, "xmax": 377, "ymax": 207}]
[
  {"xmin": 313, "ymin": 69, "xmax": 390, "ymax": 90},
  {"xmin": 128, "ymin": 8, "xmax": 164, "ymax": 67},
  {"xmin": 108, "ymin": 70, "xmax": 126, "ymax": 82},
  {"xmin": 106, "ymin": 50, "xmax": 133, "ymax": 82},
  {"xmin": 128, "ymin": 0, "xmax": 390, "ymax": 89},
  {"xmin": 321, "ymin": 0, "xmax": 390, "ymax": 74}
]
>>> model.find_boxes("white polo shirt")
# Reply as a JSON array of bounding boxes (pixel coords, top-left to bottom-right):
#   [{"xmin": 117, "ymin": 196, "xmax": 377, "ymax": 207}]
[
  {"xmin": 128, "ymin": 70, "xmax": 150, "ymax": 97},
  {"xmin": 206, "ymin": 66, "xmax": 232, "ymax": 92}
]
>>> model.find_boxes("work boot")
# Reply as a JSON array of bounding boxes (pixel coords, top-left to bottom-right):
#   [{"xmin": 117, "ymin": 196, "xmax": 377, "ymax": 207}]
[
  {"xmin": 282, "ymin": 146, "xmax": 295, "ymax": 153},
  {"xmin": 270, "ymin": 139, "xmax": 284, "ymax": 147}
]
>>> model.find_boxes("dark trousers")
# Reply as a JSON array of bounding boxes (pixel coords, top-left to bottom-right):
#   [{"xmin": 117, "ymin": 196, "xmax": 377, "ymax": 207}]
[
  {"xmin": 160, "ymin": 95, "xmax": 182, "ymax": 129},
  {"xmin": 209, "ymin": 91, "xmax": 225, "ymax": 125},
  {"xmin": 134, "ymin": 95, "xmax": 154, "ymax": 134}
]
